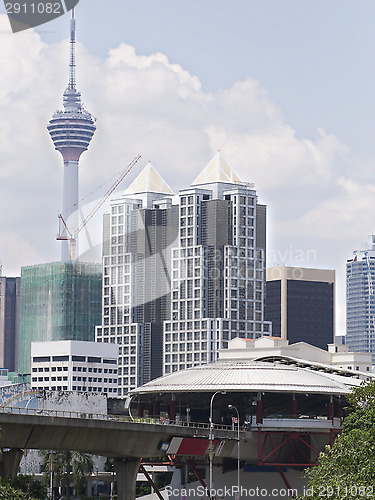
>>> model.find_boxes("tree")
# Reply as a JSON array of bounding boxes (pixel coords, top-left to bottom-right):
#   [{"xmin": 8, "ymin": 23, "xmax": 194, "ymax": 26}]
[
  {"xmin": 0, "ymin": 480, "xmax": 38, "ymax": 500},
  {"xmin": 41, "ymin": 450, "xmax": 93, "ymax": 500},
  {"xmin": 10, "ymin": 475, "xmax": 47, "ymax": 500},
  {"xmin": 301, "ymin": 380, "xmax": 375, "ymax": 499}
]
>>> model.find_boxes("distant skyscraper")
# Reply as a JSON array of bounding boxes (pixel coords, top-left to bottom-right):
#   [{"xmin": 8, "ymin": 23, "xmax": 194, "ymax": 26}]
[
  {"xmin": 96, "ymin": 153, "xmax": 271, "ymax": 396},
  {"xmin": 0, "ymin": 270, "xmax": 20, "ymax": 372},
  {"xmin": 346, "ymin": 238, "xmax": 375, "ymax": 363},
  {"xmin": 18, "ymin": 262, "xmax": 102, "ymax": 379},
  {"xmin": 265, "ymin": 267, "xmax": 335, "ymax": 350},
  {"xmin": 47, "ymin": 10, "xmax": 96, "ymax": 261}
]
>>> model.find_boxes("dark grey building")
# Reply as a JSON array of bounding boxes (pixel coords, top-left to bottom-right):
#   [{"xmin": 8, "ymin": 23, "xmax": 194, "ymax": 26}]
[
  {"xmin": 0, "ymin": 274, "xmax": 20, "ymax": 372},
  {"xmin": 265, "ymin": 267, "xmax": 335, "ymax": 350}
]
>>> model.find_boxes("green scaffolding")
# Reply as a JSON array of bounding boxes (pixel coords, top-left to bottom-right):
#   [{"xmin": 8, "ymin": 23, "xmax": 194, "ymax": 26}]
[{"xmin": 18, "ymin": 262, "xmax": 102, "ymax": 379}]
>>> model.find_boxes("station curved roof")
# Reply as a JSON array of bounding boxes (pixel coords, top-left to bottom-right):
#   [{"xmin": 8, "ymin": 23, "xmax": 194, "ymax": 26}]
[{"xmin": 131, "ymin": 360, "xmax": 353, "ymax": 396}]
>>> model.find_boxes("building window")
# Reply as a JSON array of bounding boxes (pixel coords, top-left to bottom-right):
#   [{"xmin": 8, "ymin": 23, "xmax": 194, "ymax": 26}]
[
  {"xmin": 88, "ymin": 357, "xmax": 101, "ymax": 363},
  {"xmin": 33, "ymin": 356, "xmax": 50, "ymax": 362},
  {"xmin": 53, "ymin": 356, "xmax": 69, "ymax": 362}
]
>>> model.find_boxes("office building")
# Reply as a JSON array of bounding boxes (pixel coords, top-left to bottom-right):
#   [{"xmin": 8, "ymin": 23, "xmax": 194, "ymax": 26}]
[
  {"xmin": 31, "ymin": 340, "xmax": 118, "ymax": 394},
  {"xmin": 346, "ymin": 239, "xmax": 375, "ymax": 363},
  {"xmin": 265, "ymin": 267, "xmax": 335, "ymax": 350},
  {"xmin": 96, "ymin": 153, "xmax": 271, "ymax": 396},
  {"xmin": 95, "ymin": 163, "xmax": 178, "ymax": 395},
  {"xmin": 18, "ymin": 262, "xmax": 102, "ymax": 380},
  {"xmin": 0, "ymin": 271, "xmax": 20, "ymax": 372},
  {"xmin": 163, "ymin": 153, "xmax": 270, "ymax": 375}
]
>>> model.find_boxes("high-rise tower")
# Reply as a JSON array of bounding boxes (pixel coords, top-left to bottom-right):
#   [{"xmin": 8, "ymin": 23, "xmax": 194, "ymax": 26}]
[
  {"xmin": 0, "ymin": 268, "xmax": 20, "ymax": 373},
  {"xmin": 346, "ymin": 236, "xmax": 375, "ymax": 363},
  {"xmin": 265, "ymin": 266, "xmax": 335, "ymax": 350},
  {"xmin": 47, "ymin": 10, "xmax": 96, "ymax": 261},
  {"xmin": 95, "ymin": 153, "xmax": 272, "ymax": 397}
]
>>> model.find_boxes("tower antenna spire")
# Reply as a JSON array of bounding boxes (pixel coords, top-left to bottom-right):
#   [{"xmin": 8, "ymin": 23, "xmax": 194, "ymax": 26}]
[{"xmin": 69, "ymin": 8, "xmax": 76, "ymax": 90}]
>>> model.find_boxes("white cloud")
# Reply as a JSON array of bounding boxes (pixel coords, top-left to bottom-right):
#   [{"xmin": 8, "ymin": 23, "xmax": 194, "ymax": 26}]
[
  {"xmin": 290, "ymin": 177, "xmax": 375, "ymax": 242},
  {"xmin": 0, "ymin": 231, "xmax": 45, "ymax": 274},
  {"xmin": 0, "ymin": 14, "xmax": 372, "ymax": 334}
]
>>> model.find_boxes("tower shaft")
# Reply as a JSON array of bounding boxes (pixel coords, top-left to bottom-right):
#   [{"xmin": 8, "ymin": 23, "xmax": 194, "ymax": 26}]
[{"xmin": 62, "ymin": 160, "xmax": 79, "ymax": 261}]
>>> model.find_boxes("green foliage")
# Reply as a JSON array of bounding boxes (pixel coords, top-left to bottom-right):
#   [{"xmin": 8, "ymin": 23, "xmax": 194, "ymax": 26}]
[
  {"xmin": 343, "ymin": 380, "xmax": 375, "ymax": 434},
  {"xmin": 342, "ymin": 405, "xmax": 375, "ymax": 434},
  {"xmin": 346, "ymin": 379, "xmax": 375, "ymax": 410},
  {"xmin": 40, "ymin": 450, "xmax": 94, "ymax": 499},
  {"xmin": 300, "ymin": 380, "xmax": 375, "ymax": 499},
  {"xmin": 303, "ymin": 430, "xmax": 375, "ymax": 499},
  {"xmin": 104, "ymin": 457, "xmax": 114, "ymax": 472},
  {"xmin": 0, "ymin": 480, "xmax": 38, "ymax": 500},
  {"xmin": 10, "ymin": 475, "xmax": 47, "ymax": 500}
]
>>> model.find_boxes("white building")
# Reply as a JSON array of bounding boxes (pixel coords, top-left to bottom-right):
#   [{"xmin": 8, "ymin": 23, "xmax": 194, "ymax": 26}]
[
  {"xmin": 31, "ymin": 341, "xmax": 118, "ymax": 394},
  {"xmin": 164, "ymin": 153, "xmax": 271, "ymax": 375},
  {"xmin": 219, "ymin": 336, "xmax": 374, "ymax": 381},
  {"xmin": 95, "ymin": 162, "xmax": 178, "ymax": 396},
  {"xmin": 95, "ymin": 153, "xmax": 271, "ymax": 396}
]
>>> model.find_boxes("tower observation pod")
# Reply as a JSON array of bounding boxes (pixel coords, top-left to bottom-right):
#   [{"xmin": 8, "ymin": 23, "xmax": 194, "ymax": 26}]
[{"xmin": 47, "ymin": 9, "xmax": 96, "ymax": 261}]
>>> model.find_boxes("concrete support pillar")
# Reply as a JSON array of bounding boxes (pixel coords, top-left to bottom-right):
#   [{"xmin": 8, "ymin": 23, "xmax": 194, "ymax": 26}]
[
  {"xmin": 256, "ymin": 392, "xmax": 263, "ymax": 424},
  {"xmin": 114, "ymin": 458, "xmax": 140, "ymax": 500},
  {"xmin": 0, "ymin": 449, "xmax": 23, "ymax": 479}
]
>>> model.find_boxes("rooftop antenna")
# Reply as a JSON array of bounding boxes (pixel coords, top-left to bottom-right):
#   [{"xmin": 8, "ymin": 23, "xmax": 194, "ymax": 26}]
[{"xmin": 69, "ymin": 8, "xmax": 76, "ymax": 90}]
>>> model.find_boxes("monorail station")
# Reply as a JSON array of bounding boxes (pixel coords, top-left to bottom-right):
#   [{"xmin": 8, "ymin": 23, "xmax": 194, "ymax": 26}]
[
  {"xmin": 128, "ymin": 338, "xmax": 372, "ymax": 498},
  {"xmin": 130, "ymin": 360, "xmax": 350, "ymax": 426}
]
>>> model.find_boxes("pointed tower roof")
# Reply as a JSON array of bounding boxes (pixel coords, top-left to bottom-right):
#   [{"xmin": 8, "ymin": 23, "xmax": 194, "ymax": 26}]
[
  {"xmin": 124, "ymin": 162, "xmax": 174, "ymax": 195},
  {"xmin": 191, "ymin": 151, "xmax": 245, "ymax": 186}
]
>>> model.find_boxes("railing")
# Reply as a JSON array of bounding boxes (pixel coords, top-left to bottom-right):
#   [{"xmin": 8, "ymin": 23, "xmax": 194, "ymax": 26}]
[
  {"xmin": 249, "ymin": 416, "xmax": 342, "ymax": 430},
  {"xmin": 0, "ymin": 406, "xmax": 340, "ymax": 433},
  {"xmin": 0, "ymin": 405, "xmax": 113, "ymax": 421},
  {"xmin": 0, "ymin": 406, "xmax": 238, "ymax": 433}
]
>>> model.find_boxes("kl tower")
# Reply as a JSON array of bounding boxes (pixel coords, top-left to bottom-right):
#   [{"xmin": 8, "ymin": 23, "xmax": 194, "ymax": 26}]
[{"xmin": 47, "ymin": 9, "xmax": 96, "ymax": 261}]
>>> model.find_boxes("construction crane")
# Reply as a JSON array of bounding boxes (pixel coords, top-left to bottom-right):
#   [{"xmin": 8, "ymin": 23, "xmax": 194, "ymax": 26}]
[{"xmin": 57, "ymin": 154, "xmax": 141, "ymax": 260}]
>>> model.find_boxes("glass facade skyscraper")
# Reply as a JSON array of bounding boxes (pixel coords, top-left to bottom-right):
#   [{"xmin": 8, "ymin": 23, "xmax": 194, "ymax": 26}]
[{"xmin": 346, "ymin": 245, "xmax": 375, "ymax": 363}]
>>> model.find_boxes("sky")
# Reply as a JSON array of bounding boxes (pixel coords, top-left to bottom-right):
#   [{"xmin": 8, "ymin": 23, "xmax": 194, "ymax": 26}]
[{"xmin": 1, "ymin": 0, "xmax": 375, "ymax": 334}]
